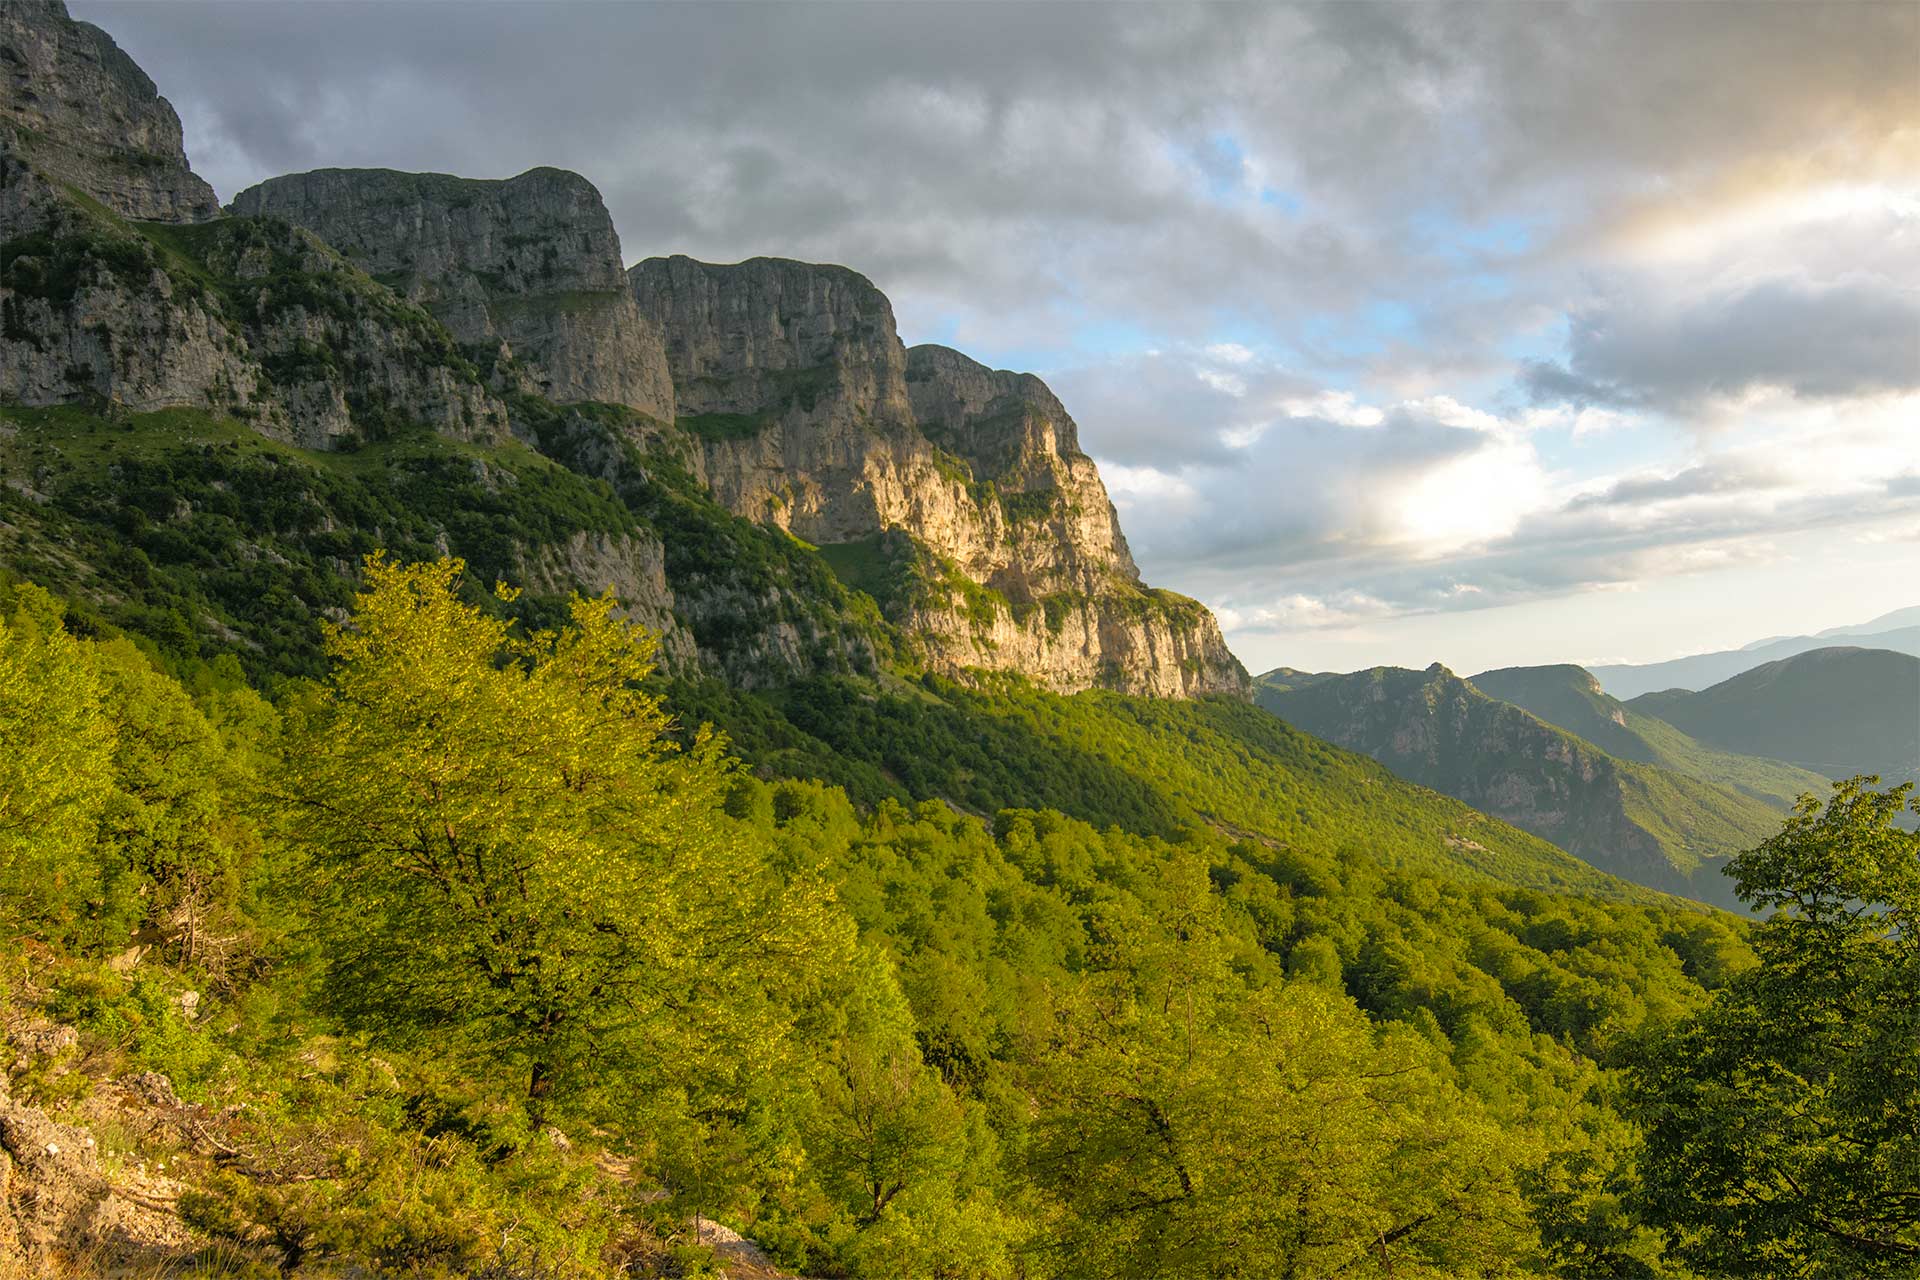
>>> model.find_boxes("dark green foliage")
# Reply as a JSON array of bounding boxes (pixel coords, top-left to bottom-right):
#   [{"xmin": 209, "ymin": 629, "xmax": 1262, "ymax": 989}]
[
  {"xmin": 1261, "ymin": 663, "xmax": 1783, "ymax": 904},
  {"xmin": 670, "ymin": 670, "xmax": 1663, "ymax": 899},
  {"xmin": 676, "ymin": 411, "xmax": 770, "ymax": 441},
  {"xmin": 1, "ymin": 220, "xmax": 161, "ymax": 313},
  {"xmin": 515, "ymin": 399, "xmax": 894, "ymax": 673},
  {"xmin": 1627, "ymin": 778, "xmax": 1920, "ymax": 1275},
  {"xmin": 0, "ymin": 404, "xmax": 636, "ymax": 681}
]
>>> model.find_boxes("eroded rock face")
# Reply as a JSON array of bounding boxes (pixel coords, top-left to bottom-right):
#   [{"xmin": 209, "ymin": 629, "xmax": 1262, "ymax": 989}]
[
  {"xmin": 0, "ymin": 1, "xmax": 220, "ymax": 222},
  {"xmin": 514, "ymin": 528, "xmax": 698, "ymax": 670},
  {"xmin": 630, "ymin": 255, "xmax": 1248, "ymax": 698},
  {"xmin": 231, "ymin": 168, "xmax": 675, "ymax": 420}
]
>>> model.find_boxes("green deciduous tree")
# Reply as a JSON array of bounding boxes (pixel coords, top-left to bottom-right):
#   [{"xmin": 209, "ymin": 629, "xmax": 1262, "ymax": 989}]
[
  {"xmin": 1028, "ymin": 853, "xmax": 1537, "ymax": 1278},
  {"xmin": 1628, "ymin": 777, "xmax": 1920, "ymax": 1276},
  {"xmin": 279, "ymin": 556, "xmax": 850, "ymax": 1119},
  {"xmin": 0, "ymin": 584, "xmax": 116, "ymax": 941}
]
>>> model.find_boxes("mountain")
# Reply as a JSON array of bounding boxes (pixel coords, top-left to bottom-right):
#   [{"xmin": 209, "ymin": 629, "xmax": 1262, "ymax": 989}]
[
  {"xmin": 231, "ymin": 167, "xmax": 677, "ymax": 419},
  {"xmin": 0, "ymin": 0, "xmax": 219, "ymax": 222},
  {"xmin": 1470, "ymin": 663, "xmax": 1830, "ymax": 807},
  {"xmin": 1818, "ymin": 605, "xmax": 1920, "ymax": 638},
  {"xmin": 2, "ymin": 18, "xmax": 1242, "ymax": 700},
  {"xmin": 0, "ymin": 8, "xmax": 1779, "ymax": 1275},
  {"xmin": 1257, "ymin": 663, "xmax": 1792, "ymax": 905},
  {"xmin": 1627, "ymin": 647, "xmax": 1920, "ymax": 783},
  {"xmin": 1592, "ymin": 621, "xmax": 1920, "ymax": 698}
]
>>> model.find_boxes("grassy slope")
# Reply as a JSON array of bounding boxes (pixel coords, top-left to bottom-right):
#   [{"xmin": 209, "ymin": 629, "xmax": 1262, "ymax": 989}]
[
  {"xmin": 1469, "ymin": 664, "xmax": 1830, "ymax": 807},
  {"xmin": 679, "ymin": 672, "xmax": 1661, "ymax": 903}
]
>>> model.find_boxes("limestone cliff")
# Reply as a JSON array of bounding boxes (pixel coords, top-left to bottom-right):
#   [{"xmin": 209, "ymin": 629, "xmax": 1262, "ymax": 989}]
[
  {"xmin": 231, "ymin": 168, "xmax": 674, "ymax": 421},
  {"xmin": 0, "ymin": 1, "xmax": 219, "ymax": 223},
  {"xmin": 630, "ymin": 255, "xmax": 1248, "ymax": 698},
  {"xmin": 1, "ymin": 167, "xmax": 506, "ymax": 448},
  {"xmin": 2, "ymin": 0, "xmax": 1244, "ymax": 702}
]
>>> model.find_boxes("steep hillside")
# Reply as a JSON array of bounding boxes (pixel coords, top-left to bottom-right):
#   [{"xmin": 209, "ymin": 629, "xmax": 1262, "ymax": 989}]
[
  {"xmin": 1258, "ymin": 664, "xmax": 1787, "ymax": 905},
  {"xmin": 1592, "ymin": 623, "xmax": 1920, "ymax": 698},
  {"xmin": 1628, "ymin": 647, "xmax": 1920, "ymax": 782},
  {"xmin": 1471, "ymin": 663, "xmax": 1830, "ymax": 807},
  {"xmin": 3, "ymin": 14, "xmax": 1244, "ymax": 704}
]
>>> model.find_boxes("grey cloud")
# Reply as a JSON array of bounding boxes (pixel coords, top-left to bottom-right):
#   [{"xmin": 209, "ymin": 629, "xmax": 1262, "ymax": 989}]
[
  {"xmin": 1045, "ymin": 350, "xmax": 1319, "ymax": 469},
  {"xmin": 1567, "ymin": 460, "xmax": 1793, "ymax": 511},
  {"xmin": 1526, "ymin": 276, "xmax": 1920, "ymax": 411},
  {"xmin": 73, "ymin": 2, "xmax": 1916, "ymax": 359},
  {"xmin": 63, "ymin": 0, "xmax": 1920, "ymax": 649}
]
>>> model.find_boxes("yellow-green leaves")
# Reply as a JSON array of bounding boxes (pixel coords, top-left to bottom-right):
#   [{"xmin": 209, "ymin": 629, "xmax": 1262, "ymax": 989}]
[
  {"xmin": 281, "ymin": 555, "xmax": 852, "ymax": 1123},
  {"xmin": 0, "ymin": 585, "xmax": 115, "ymax": 936}
]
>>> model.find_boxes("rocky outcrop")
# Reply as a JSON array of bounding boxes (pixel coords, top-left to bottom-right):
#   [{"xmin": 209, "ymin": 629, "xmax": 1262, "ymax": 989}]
[
  {"xmin": 514, "ymin": 528, "xmax": 697, "ymax": 669},
  {"xmin": 231, "ymin": 168, "xmax": 675, "ymax": 420},
  {"xmin": 1, "ymin": 182, "xmax": 506, "ymax": 448},
  {"xmin": 1, "ymin": 160, "xmax": 266, "ymax": 416},
  {"xmin": 0, "ymin": 1, "xmax": 219, "ymax": 223},
  {"xmin": 0, "ymin": 1026, "xmax": 191, "ymax": 1271},
  {"xmin": 631, "ymin": 255, "xmax": 1248, "ymax": 698},
  {"xmin": 630, "ymin": 255, "xmax": 931, "ymax": 539},
  {"xmin": 3, "ymin": 0, "xmax": 1244, "ymax": 701}
]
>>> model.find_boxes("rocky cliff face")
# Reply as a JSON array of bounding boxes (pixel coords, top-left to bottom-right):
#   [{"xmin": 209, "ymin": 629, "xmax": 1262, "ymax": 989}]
[
  {"xmin": 231, "ymin": 168, "xmax": 675, "ymax": 421},
  {"xmin": 3, "ymin": 1, "xmax": 1245, "ymax": 702},
  {"xmin": 630, "ymin": 255, "xmax": 1247, "ymax": 698},
  {"xmin": 1257, "ymin": 664, "xmax": 1775, "ymax": 904},
  {"xmin": 0, "ymin": 1, "xmax": 219, "ymax": 223},
  {"xmin": 1, "ymin": 169, "xmax": 507, "ymax": 448}
]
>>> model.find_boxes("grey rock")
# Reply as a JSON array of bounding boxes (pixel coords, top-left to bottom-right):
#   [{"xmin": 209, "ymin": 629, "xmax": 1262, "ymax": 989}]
[
  {"xmin": 231, "ymin": 167, "xmax": 675, "ymax": 420},
  {"xmin": 632, "ymin": 255, "xmax": 1247, "ymax": 698},
  {"xmin": 0, "ymin": 0, "xmax": 219, "ymax": 222}
]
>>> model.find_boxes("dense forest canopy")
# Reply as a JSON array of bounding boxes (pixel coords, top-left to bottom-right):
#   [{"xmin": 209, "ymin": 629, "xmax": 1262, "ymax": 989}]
[{"xmin": 3, "ymin": 556, "xmax": 1912, "ymax": 1277}]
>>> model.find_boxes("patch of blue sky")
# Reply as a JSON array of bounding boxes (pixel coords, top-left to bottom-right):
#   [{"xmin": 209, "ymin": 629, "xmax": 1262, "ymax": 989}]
[
  {"xmin": 1258, "ymin": 186, "xmax": 1303, "ymax": 216},
  {"xmin": 1191, "ymin": 131, "xmax": 1249, "ymax": 202},
  {"xmin": 1406, "ymin": 206, "xmax": 1542, "ymax": 266},
  {"xmin": 1532, "ymin": 415, "xmax": 1675, "ymax": 478}
]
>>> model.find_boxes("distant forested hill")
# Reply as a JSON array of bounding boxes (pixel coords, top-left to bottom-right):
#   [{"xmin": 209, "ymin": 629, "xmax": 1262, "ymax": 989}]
[{"xmin": 1627, "ymin": 647, "xmax": 1920, "ymax": 783}]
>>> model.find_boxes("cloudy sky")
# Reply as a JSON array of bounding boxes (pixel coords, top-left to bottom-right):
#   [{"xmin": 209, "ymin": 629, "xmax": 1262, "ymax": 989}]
[{"xmin": 80, "ymin": 1, "xmax": 1920, "ymax": 675}]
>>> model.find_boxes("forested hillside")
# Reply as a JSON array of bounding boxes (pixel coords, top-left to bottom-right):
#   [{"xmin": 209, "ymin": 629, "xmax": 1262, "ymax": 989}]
[
  {"xmin": 0, "ymin": 561, "xmax": 1758, "ymax": 1278},
  {"xmin": 4, "ymin": 3, "xmax": 1915, "ymax": 1275},
  {"xmin": 1628, "ymin": 647, "xmax": 1920, "ymax": 784},
  {"xmin": 1469, "ymin": 664, "xmax": 1830, "ymax": 808}
]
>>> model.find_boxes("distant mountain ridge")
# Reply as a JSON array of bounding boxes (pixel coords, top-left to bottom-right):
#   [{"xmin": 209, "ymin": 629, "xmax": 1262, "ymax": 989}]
[
  {"xmin": 1255, "ymin": 663, "xmax": 1786, "ymax": 906},
  {"xmin": 1625, "ymin": 646, "xmax": 1920, "ymax": 784},
  {"xmin": 1469, "ymin": 663, "xmax": 1830, "ymax": 808},
  {"xmin": 1591, "ymin": 609, "xmax": 1920, "ymax": 698}
]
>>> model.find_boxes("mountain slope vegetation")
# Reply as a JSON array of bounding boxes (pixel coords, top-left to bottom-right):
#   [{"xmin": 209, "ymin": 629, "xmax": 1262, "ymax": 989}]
[
  {"xmin": 1471, "ymin": 663, "xmax": 1831, "ymax": 807},
  {"xmin": 0, "ymin": 562, "xmax": 1754, "ymax": 1278},
  {"xmin": 1628, "ymin": 647, "xmax": 1920, "ymax": 783},
  {"xmin": 1257, "ymin": 664, "xmax": 1789, "ymax": 906},
  {"xmin": 0, "ymin": 3, "xmax": 1866, "ymax": 1274}
]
